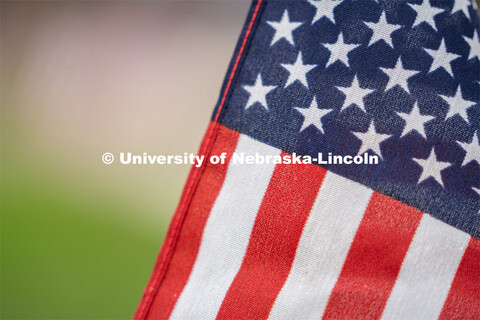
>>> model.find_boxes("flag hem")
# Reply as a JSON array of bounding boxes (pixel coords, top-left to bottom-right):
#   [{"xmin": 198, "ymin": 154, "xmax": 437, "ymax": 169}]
[{"xmin": 133, "ymin": 1, "xmax": 265, "ymax": 318}]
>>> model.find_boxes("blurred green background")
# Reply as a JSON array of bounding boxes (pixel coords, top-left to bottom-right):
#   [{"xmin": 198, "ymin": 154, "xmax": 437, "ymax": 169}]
[{"xmin": 1, "ymin": 1, "xmax": 249, "ymax": 319}]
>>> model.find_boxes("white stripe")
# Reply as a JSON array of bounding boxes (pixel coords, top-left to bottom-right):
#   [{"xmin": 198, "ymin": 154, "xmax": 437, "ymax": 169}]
[
  {"xmin": 381, "ymin": 214, "xmax": 470, "ymax": 320},
  {"xmin": 169, "ymin": 134, "xmax": 280, "ymax": 320},
  {"xmin": 268, "ymin": 172, "xmax": 373, "ymax": 320}
]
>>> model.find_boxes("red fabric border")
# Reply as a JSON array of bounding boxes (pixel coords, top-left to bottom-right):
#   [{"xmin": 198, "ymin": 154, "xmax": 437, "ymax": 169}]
[
  {"xmin": 146, "ymin": 126, "xmax": 239, "ymax": 319},
  {"xmin": 133, "ymin": 1, "xmax": 263, "ymax": 318}
]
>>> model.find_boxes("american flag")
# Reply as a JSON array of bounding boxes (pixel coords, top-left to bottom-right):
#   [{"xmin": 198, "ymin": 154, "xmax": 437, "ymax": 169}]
[{"xmin": 135, "ymin": 0, "xmax": 480, "ymax": 319}]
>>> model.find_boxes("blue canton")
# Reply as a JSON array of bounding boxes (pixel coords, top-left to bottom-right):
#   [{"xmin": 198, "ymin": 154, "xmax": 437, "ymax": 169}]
[{"xmin": 216, "ymin": 0, "xmax": 480, "ymax": 237}]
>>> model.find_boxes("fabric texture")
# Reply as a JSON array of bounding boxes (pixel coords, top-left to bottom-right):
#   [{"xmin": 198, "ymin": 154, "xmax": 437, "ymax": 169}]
[{"xmin": 135, "ymin": 0, "xmax": 480, "ymax": 319}]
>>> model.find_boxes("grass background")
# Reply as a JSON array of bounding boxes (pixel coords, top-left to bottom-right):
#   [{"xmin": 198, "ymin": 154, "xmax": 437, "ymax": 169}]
[{"xmin": 1, "ymin": 1, "xmax": 249, "ymax": 318}]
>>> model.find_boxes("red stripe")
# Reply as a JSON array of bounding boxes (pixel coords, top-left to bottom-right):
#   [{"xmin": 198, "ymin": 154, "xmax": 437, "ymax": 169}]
[
  {"xmin": 134, "ymin": 0, "xmax": 263, "ymax": 317},
  {"xmin": 142, "ymin": 125, "xmax": 239, "ymax": 319},
  {"xmin": 322, "ymin": 192, "xmax": 422, "ymax": 320},
  {"xmin": 216, "ymin": 156, "xmax": 327, "ymax": 320},
  {"xmin": 439, "ymin": 237, "xmax": 480, "ymax": 320}
]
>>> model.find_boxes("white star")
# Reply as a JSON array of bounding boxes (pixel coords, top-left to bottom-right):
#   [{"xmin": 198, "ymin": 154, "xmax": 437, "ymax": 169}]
[
  {"xmin": 440, "ymin": 86, "xmax": 475, "ymax": 121},
  {"xmin": 336, "ymin": 75, "xmax": 374, "ymax": 112},
  {"xmin": 424, "ymin": 39, "xmax": 460, "ymax": 76},
  {"xmin": 451, "ymin": 0, "xmax": 471, "ymax": 18},
  {"xmin": 353, "ymin": 121, "xmax": 392, "ymax": 158},
  {"xmin": 324, "ymin": 33, "xmax": 360, "ymax": 67},
  {"xmin": 242, "ymin": 74, "xmax": 277, "ymax": 111},
  {"xmin": 307, "ymin": 0, "xmax": 339, "ymax": 24},
  {"xmin": 281, "ymin": 52, "xmax": 317, "ymax": 88},
  {"xmin": 413, "ymin": 148, "xmax": 451, "ymax": 187},
  {"xmin": 365, "ymin": 12, "xmax": 402, "ymax": 48},
  {"xmin": 295, "ymin": 97, "xmax": 333, "ymax": 133},
  {"xmin": 396, "ymin": 102, "xmax": 435, "ymax": 139},
  {"xmin": 473, "ymin": 186, "xmax": 480, "ymax": 196},
  {"xmin": 267, "ymin": 10, "xmax": 303, "ymax": 46},
  {"xmin": 464, "ymin": 32, "xmax": 480, "ymax": 60},
  {"xmin": 380, "ymin": 59, "xmax": 419, "ymax": 93},
  {"xmin": 458, "ymin": 133, "xmax": 480, "ymax": 166},
  {"xmin": 408, "ymin": 0, "xmax": 445, "ymax": 29}
]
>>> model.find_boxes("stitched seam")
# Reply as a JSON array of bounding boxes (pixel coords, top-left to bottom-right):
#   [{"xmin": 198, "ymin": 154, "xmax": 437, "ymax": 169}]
[{"xmin": 135, "ymin": 1, "xmax": 265, "ymax": 318}]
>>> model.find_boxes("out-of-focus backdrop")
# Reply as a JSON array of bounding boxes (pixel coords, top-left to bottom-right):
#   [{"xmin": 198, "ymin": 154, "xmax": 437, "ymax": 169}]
[{"xmin": 1, "ymin": 1, "xmax": 250, "ymax": 318}]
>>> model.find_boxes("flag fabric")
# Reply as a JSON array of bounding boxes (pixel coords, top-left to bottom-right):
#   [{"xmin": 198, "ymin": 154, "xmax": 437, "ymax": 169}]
[{"xmin": 135, "ymin": 0, "xmax": 480, "ymax": 319}]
